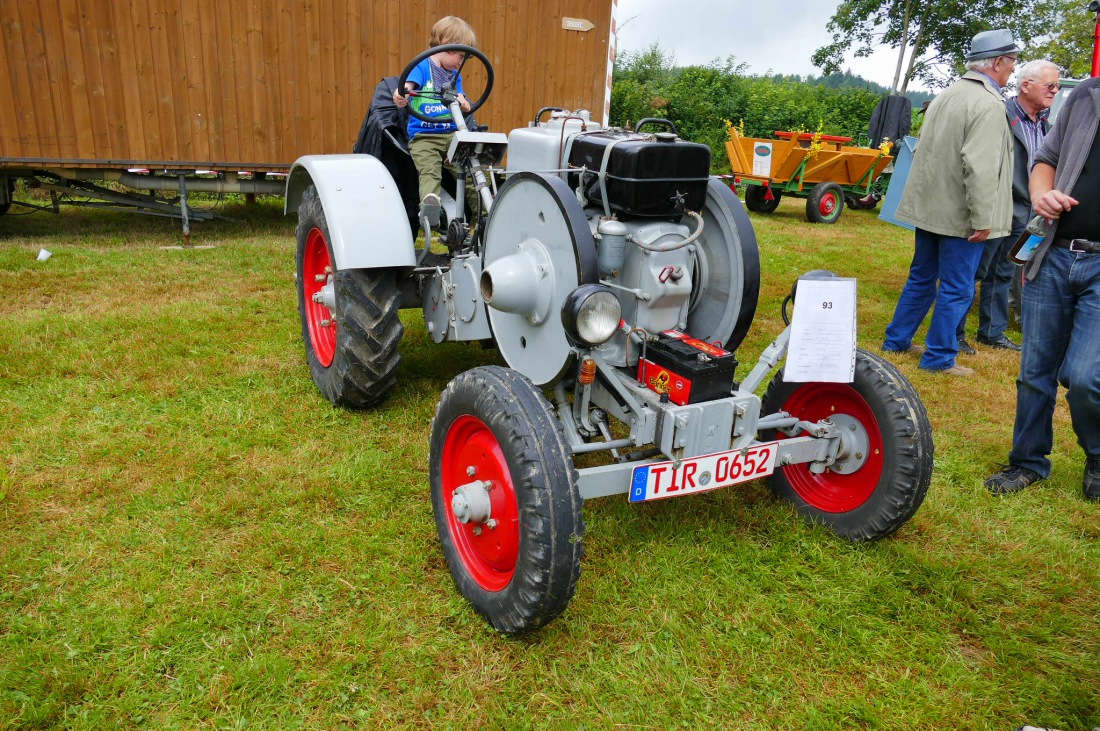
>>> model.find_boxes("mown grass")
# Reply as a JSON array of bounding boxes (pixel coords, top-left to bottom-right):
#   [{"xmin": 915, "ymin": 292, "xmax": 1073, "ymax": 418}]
[{"xmin": 1, "ymin": 195, "xmax": 1096, "ymax": 731}]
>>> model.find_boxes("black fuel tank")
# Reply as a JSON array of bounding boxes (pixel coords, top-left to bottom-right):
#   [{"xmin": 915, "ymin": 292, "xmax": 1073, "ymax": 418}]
[{"xmin": 567, "ymin": 131, "xmax": 711, "ymax": 217}]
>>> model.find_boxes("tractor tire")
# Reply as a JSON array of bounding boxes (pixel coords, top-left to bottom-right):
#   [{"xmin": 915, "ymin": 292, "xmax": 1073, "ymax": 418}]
[
  {"xmin": 806, "ymin": 182, "xmax": 845, "ymax": 224},
  {"xmin": 744, "ymin": 184, "xmax": 781, "ymax": 213},
  {"xmin": 295, "ymin": 184, "xmax": 403, "ymax": 408},
  {"xmin": 759, "ymin": 349, "xmax": 933, "ymax": 541},
  {"xmin": 430, "ymin": 366, "xmax": 584, "ymax": 634}
]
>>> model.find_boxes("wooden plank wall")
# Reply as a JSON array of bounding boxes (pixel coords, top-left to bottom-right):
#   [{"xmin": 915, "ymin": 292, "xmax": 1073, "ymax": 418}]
[{"xmin": 0, "ymin": 0, "xmax": 613, "ymax": 170}]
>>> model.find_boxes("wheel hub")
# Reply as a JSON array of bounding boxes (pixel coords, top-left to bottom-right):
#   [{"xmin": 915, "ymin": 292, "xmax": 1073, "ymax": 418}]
[
  {"xmin": 777, "ymin": 382, "xmax": 884, "ymax": 513},
  {"xmin": 312, "ymin": 280, "xmax": 336, "ymax": 311},
  {"xmin": 826, "ymin": 414, "xmax": 870, "ymax": 475},
  {"xmin": 451, "ymin": 479, "xmax": 494, "ymax": 524}
]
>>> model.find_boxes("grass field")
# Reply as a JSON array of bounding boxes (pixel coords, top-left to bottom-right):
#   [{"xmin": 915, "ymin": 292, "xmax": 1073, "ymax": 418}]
[{"xmin": 1, "ymin": 194, "xmax": 1097, "ymax": 730}]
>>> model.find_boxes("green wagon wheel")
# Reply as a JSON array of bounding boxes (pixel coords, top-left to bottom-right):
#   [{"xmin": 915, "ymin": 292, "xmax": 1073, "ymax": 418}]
[{"xmin": 806, "ymin": 182, "xmax": 845, "ymax": 224}]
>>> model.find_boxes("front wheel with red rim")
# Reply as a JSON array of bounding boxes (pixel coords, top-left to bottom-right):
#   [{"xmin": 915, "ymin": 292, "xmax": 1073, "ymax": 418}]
[
  {"xmin": 760, "ymin": 349, "xmax": 933, "ymax": 541},
  {"xmin": 430, "ymin": 366, "xmax": 584, "ymax": 634},
  {"xmin": 806, "ymin": 181, "xmax": 845, "ymax": 224}
]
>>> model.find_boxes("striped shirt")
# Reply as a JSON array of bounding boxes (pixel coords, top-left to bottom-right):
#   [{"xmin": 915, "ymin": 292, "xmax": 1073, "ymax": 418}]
[{"xmin": 1006, "ymin": 96, "xmax": 1048, "ymax": 170}]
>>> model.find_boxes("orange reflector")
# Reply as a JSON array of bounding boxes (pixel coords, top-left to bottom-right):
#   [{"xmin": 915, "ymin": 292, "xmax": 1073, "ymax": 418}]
[{"xmin": 579, "ymin": 357, "xmax": 597, "ymax": 385}]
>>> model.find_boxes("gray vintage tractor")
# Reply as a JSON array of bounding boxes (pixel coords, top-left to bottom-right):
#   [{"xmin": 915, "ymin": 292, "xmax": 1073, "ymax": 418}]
[{"xmin": 286, "ymin": 47, "xmax": 934, "ymax": 634}]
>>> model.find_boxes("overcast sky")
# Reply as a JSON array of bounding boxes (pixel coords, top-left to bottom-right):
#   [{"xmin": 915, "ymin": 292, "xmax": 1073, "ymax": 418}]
[{"xmin": 615, "ymin": 0, "xmax": 907, "ymax": 88}]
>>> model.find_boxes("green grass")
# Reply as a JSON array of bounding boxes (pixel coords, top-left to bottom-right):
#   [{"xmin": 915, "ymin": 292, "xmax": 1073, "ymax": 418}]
[{"xmin": 1, "ymin": 196, "xmax": 1097, "ymax": 730}]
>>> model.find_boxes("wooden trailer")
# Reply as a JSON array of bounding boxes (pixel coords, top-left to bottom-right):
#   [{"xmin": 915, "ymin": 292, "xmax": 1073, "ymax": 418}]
[
  {"xmin": 0, "ymin": 0, "xmax": 616, "ymax": 220},
  {"xmin": 726, "ymin": 127, "xmax": 892, "ymax": 224}
]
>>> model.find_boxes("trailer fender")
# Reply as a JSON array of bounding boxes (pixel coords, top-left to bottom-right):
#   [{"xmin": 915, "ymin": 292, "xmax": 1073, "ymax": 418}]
[{"xmin": 285, "ymin": 154, "xmax": 415, "ymax": 270}]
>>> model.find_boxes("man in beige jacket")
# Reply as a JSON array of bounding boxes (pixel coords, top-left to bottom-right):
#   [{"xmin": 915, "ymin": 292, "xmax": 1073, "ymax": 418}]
[{"xmin": 881, "ymin": 29, "xmax": 1018, "ymax": 376}]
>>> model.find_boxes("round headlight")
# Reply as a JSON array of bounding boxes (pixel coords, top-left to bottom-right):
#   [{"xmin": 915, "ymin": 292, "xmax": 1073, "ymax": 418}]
[{"xmin": 561, "ymin": 284, "xmax": 622, "ymax": 346}]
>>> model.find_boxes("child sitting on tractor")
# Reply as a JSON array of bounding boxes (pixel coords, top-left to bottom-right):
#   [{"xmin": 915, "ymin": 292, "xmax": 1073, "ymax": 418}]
[{"xmin": 392, "ymin": 16, "xmax": 479, "ymax": 229}]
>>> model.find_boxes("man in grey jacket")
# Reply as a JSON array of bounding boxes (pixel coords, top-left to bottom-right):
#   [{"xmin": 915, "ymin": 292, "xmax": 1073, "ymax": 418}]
[
  {"xmin": 882, "ymin": 29, "xmax": 1018, "ymax": 375},
  {"xmin": 985, "ymin": 76, "xmax": 1100, "ymax": 499},
  {"xmin": 957, "ymin": 59, "xmax": 1058, "ymax": 353}
]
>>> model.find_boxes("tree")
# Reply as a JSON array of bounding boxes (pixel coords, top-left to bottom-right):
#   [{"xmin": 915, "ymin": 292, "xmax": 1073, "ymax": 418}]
[
  {"xmin": 1028, "ymin": 0, "xmax": 1099, "ymax": 78},
  {"xmin": 812, "ymin": 0, "xmax": 1059, "ymax": 92}
]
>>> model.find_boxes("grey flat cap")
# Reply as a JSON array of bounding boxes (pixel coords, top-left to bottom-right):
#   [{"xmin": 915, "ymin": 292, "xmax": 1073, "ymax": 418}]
[{"xmin": 966, "ymin": 29, "xmax": 1023, "ymax": 60}]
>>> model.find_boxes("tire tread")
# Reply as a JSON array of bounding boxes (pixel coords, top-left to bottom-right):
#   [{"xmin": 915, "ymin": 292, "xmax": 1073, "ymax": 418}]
[
  {"xmin": 761, "ymin": 348, "xmax": 933, "ymax": 541},
  {"xmin": 295, "ymin": 185, "xmax": 403, "ymax": 409},
  {"xmin": 430, "ymin": 366, "xmax": 584, "ymax": 634}
]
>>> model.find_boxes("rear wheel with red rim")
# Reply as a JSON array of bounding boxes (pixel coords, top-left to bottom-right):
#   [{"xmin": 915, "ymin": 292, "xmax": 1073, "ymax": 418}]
[
  {"xmin": 301, "ymin": 225, "xmax": 336, "ymax": 367},
  {"xmin": 760, "ymin": 349, "xmax": 933, "ymax": 540},
  {"xmin": 806, "ymin": 182, "xmax": 845, "ymax": 224},
  {"xmin": 294, "ymin": 184, "xmax": 403, "ymax": 408},
  {"xmin": 430, "ymin": 366, "xmax": 584, "ymax": 634}
]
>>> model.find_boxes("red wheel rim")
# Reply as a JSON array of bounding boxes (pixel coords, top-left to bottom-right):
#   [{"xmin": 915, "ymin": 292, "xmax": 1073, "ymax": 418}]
[
  {"xmin": 302, "ymin": 227, "xmax": 336, "ymax": 367},
  {"xmin": 819, "ymin": 192, "xmax": 838, "ymax": 217},
  {"xmin": 441, "ymin": 415, "xmax": 520, "ymax": 592},
  {"xmin": 776, "ymin": 384, "xmax": 884, "ymax": 512}
]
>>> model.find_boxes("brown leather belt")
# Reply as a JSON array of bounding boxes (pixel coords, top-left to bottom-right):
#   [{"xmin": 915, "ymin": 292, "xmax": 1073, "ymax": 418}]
[{"xmin": 1053, "ymin": 237, "xmax": 1100, "ymax": 253}]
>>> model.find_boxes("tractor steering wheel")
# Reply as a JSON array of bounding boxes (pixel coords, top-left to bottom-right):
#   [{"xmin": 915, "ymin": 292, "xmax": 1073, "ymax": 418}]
[{"xmin": 397, "ymin": 44, "xmax": 494, "ymax": 124}]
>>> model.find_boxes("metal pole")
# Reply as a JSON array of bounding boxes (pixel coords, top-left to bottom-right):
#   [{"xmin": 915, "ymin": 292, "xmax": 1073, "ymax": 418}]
[
  {"xmin": 1092, "ymin": 4, "xmax": 1100, "ymax": 78},
  {"xmin": 178, "ymin": 174, "xmax": 191, "ymax": 246}
]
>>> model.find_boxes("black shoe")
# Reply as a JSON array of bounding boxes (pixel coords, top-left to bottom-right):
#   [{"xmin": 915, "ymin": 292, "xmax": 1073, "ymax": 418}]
[
  {"xmin": 957, "ymin": 338, "xmax": 976, "ymax": 355},
  {"xmin": 984, "ymin": 465, "xmax": 1041, "ymax": 494},
  {"xmin": 1085, "ymin": 459, "xmax": 1100, "ymax": 502},
  {"xmin": 977, "ymin": 334, "xmax": 1022, "ymax": 351}
]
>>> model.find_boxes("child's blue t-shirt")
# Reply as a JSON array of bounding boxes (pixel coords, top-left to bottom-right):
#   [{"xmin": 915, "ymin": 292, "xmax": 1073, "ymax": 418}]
[{"xmin": 406, "ymin": 58, "xmax": 465, "ymax": 140}]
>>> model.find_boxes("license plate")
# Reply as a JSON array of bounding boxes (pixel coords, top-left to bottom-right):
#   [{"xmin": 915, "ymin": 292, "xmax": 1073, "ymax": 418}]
[{"xmin": 628, "ymin": 441, "xmax": 778, "ymax": 502}]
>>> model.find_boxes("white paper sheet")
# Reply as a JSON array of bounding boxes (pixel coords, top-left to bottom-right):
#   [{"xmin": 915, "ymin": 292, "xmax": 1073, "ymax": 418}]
[
  {"xmin": 784, "ymin": 277, "xmax": 857, "ymax": 383},
  {"xmin": 752, "ymin": 142, "xmax": 773, "ymax": 177}
]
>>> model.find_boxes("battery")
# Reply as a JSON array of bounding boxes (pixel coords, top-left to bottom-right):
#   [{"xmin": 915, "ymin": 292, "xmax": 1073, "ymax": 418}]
[{"xmin": 636, "ymin": 330, "xmax": 739, "ymax": 405}]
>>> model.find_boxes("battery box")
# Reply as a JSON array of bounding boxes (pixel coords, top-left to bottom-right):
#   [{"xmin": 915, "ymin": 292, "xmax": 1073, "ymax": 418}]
[{"xmin": 636, "ymin": 330, "xmax": 739, "ymax": 405}]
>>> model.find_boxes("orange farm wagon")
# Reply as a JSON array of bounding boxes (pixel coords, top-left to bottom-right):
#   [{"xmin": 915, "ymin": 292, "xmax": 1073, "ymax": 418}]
[{"xmin": 725, "ymin": 127, "xmax": 893, "ymax": 223}]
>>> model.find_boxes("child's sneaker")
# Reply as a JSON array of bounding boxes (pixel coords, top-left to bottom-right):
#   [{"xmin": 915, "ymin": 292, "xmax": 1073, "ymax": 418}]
[{"xmin": 419, "ymin": 193, "xmax": 442, "ymax": 229}]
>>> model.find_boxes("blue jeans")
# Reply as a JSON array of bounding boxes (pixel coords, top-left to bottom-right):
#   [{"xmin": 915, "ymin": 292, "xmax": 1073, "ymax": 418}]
[
  {"xmin": 1008, "ymin": 246, "xmax": 1100, "ymax": 477},
  {"xmin": 883, "ymin": 228, "xmax": 985, "ymax": 371},
  {"xmin": 957, "ymin": 230, "xmax": 1020, "ymax": 341}
]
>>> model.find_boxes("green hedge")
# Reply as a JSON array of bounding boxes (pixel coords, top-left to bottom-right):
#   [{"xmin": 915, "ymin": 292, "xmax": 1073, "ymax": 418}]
[{"xmin": 610, "ymin": 47, "xmax": 886, "ymax": 174}]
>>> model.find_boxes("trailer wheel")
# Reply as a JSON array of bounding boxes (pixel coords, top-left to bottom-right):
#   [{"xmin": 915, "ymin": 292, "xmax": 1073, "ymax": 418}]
[
  {"xmin": 430, "ymin": 366, "xmax": 584, "ymax": 634},
  {"xmin": 760, "ymin": 349, "xmax": 933, "ymax": 541},
  {"xmin": 744, "ymin": 185, "xmax": 781, "ymax": 213},
  {"xmin": 807, "ymin": 182, "xmax": 845, "ymax": 223},
  {"xmin": 295, "ymin": 184, "xmax": 403, "ymax": 408}
]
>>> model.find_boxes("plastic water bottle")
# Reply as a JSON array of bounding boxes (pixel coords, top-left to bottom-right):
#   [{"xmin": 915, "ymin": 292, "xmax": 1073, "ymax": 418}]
[{"xmin": 1009, "ymin": 215, "xmax": 1053, "ymax": 264}]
